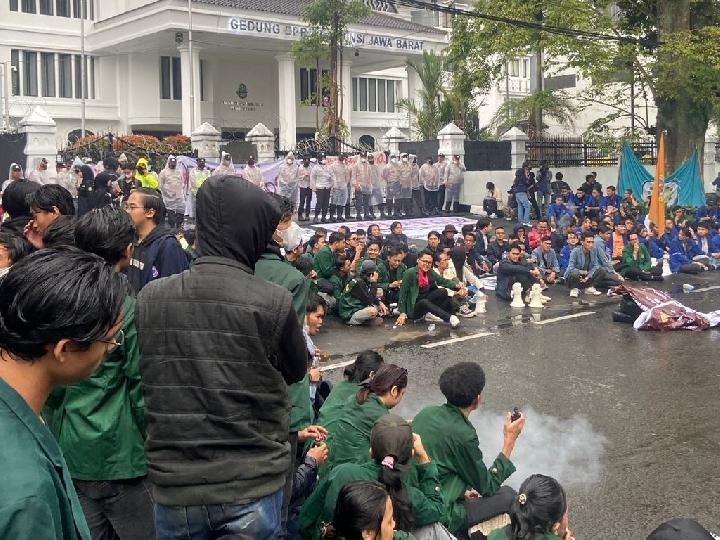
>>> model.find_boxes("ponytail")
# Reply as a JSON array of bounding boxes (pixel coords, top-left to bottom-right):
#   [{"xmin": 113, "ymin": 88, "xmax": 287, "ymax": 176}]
[
  {"xmin": 356, "ymin": 363, "xmax": 408, "ymax": 405},
  {"xmin": 507, "ymin": 475, "xmax": 567, "ymax": 540},
  {"xmin": 378, "ymin": 455, "xmax": 414, "ymax": 531}
]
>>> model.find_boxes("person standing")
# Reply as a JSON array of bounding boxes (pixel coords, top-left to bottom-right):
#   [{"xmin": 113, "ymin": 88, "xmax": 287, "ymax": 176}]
[
  {"xmin": 48, "ymin": 207, "xmax": 155, "ymax": 540},
  {"xmin": 535, "ymin": 163, "xmax": 553, "ymax": 218},
  {"xmin": 311, "ymin": 155, "xmax": 335, "ymax": 223},
  {"xmin": 278, "ymin": 153, "xmax": 300, "ymax": 213},
  {"xmin": 384, "ymin": 155, "xmax": 402, "ymax": 218},
  {"xmin": 135, "ymin": 175, "xmax": 308, "ymax": 539},
  {"xmin": 434, "ymin": 153, "xmax": 448, "ymax": 212},
  {"xmin": 330, "ymin": 155, "xmax": 350, "ymax": 222},
  {"xmin": 397, "ymin": 153, "xmax": 414, "ymax": 217},
  {"xmin": 158, "ymin": 155, "xmax": 185, "ymax": 229},
  {"xmin": 420, "ymin": 157, "xmax": 440, "ymax": 215},
  {"xmin": 123, "ymin": 188, "xmax": 189, "ymax": 293},
  {"xmin": 243, "ymin": 155, "xmax": 264, "ymax": 188},
  {"xmin": 2, "ymin": 162, "xmax": 25, "ymax": 193},
  {"xmin": 212, "ymin": 152, "xmax": 235, "ymax": 177},
  {"xmin": 369, "ymin": 153, "xmax": 386, "ymax": 219},
  {"xmin": 512, "ymin": 162, "xmax": 531, "ymax": 225},
  {"xmin": 0, "ymin": 248, "xmax": 127, "ymax": 540},
  {"xmin": 188, "ymin": 157, "xmax": 209, "ymax": 219},
  {"xmin": 297, "ymin": 157, "xmax": 313, "ymax": 221},
  {"xmin": 443, "ymin": 155, "xmax": 465, "ymax": 214},
  {"xmin": 134, "ymin": 158, "xmax": 158, "ymax": 189},
  {"xmin": 27, "ymin": 157, "xmax": 52, "ymax": 184},
  {"xmin": 351, "ymin": 153, "xmax": 374, "ymax": 220}
]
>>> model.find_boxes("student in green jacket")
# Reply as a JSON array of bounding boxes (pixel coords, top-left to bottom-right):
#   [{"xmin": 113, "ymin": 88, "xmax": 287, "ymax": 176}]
[
  {"xmin": 299, "ymin": 414, "xmax": 446, "ymax": 540},
  {"xmin": 329, "ymin": 255, "xmax": 352, "ymax": 308},
  {"xmin": 412, "ymin": 362, "xmax": 525, "ymax": 536},
  {"xmin": 356, "ymin": 240, "xmax": 390, "ymax": 290},
  {"xmin": 385, "ymin": 246, "xmax": 408, "ymax": 305},
  {"xmin": 339, "ymin": 260, "xmax": 389, "ymax": 325},
  {"xmin": 314, "ymin": 231, "xmax": 346, "ymax": 282},
  {"xmin": 0, "ymin": 249, "xmax": 126, "ymax": 540},
  {"xmin": 50, "ymin": 206, "xmax": 155, "ymax": 538},
  {"xmin": 488, "ymin": 474, "xmax": 573, "ymax": 540},
  {"xmin": 619, "ymin": 232, "xmax": 663, "ymax": 281},
  {"xmin": 320, "ymin": 364, "xmax": 408, "ymax": 476},
  {"xmin": 394, "ymin": 249, "xmax": 464, "ymax": 328}
]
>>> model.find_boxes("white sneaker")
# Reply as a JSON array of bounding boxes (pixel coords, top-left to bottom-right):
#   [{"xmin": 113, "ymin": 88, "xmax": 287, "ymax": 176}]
[
  {"xmin": 449, "ymin": 315, "xmax": 461, "ymax": 328},
  {"xmin": 490, "ymin": 213, "xmax": 497, "ymax": 219},
  {"xmin": 585, "ymin": 287, "xmax": 602, "ymax": 296},
  {"xmin": 425, "ymin": 313, "xmax": 444, "ymax": 323},
  {"xmin": 569, "ymin": 288, "xmax": 580, "ymax": 298}
]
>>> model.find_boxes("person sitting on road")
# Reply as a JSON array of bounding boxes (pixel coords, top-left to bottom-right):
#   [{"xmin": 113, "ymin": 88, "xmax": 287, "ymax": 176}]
[
  {"xmin": 488, "ymin": 474, "xmax": 574, "ymax": 540},
  {"xmin": 487, "ymin": 226, "xmax": 509, "ymax": 269},
  {"xmin": 412, "ymin": 363, "xmax": 524, "ymax": 538},
  {"xmin": 496, "ymin": 243, "xmax": 542, "ymax": 302},
  {"xmin": 558, "ymin": 231, "xmax": 579, "ymax": 275},
  {"xmin": 565, "ymin": 232, "xmax": 623, "ymax": 298},
  {"xmin": 463, "ymin": 232, "xmax": 492, "ymax": 277},
  {"xmin": 384, "ymin": 247, "xmax": 407, "ymax": 307},
  {"xmin": 385, "ymin": 221, "xmax": 409, "ymax": 253},
  {"xmin": 531, "ymin": 235, "xmax": 560, "ymax": 285},
  {"xmin": 319, "ymin": 364, "xmax": 408, "ymax": 475},
  {"xmin": 317, "ymin": 481, "xmax": 397, "ymax": 540},
  {"xmin": 440, "ymin": 224, "xmax": 459, "ymax": 250},
  {"xmin": 668, "ymin": 227, "xmax": 707, "ymax": 274},
  {"xmin": 619, "ymin": 232, "xmax": 664, "ymax": 282},
  {"xmin": 394, "ymin": 249, "xmax": 464, "ymax": 328},
  {"xmin": 338, "ymin": 260, "xmax": 389, "ymax": 326},
  {"xmin": 694, "ymin": 221, "xmax": 720, "ymax": 270},
  {"xmin": 299, "ymin": 414, "xmax": 446, "ymax": 540},
  {"xmin": 329, "ymin": 255, "xmax": 353, "ymax": 310},
  {"xmin": 302, "ymin": 234, "xmax": 325, "ymax": 264},
  {"xmin": 314, "ymin": 231, "xmax": 346, "ymax": 290},
  {"xmin": 356, "ymin": 240, "xmax": 390, "ymax": 289},
  {"xmin": 647, "ymin": 518, "xmax": 718, "ymax": 540}
]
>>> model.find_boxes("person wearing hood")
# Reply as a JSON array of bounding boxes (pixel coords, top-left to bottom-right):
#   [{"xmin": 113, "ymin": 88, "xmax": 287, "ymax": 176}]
[
  {"xmin": 158, "ymin": 155, "xmax": 185, "ymax": 229},
  {"xmin": 297, "ymin": 156, "xmax": 314, "ymax": 221},
  {"xmin": 311, "ymin": 155, "xmax": 335, "ymax": 223},
  {"xmin": 339, "ymin": 259, "xmax": 389, "ymax": 325},
  {"xmin": 1, "ymin": 175, "xmax": 41, "ymax": 235},
  {"xmin": 135, "ymin": 174, "xmax": 308, "ymax": 539},
  {"xmin": 212, "ymin": 152, "xmax": 236, "ymax": 177},
  {"xmin": 243, "ymin": 155, "xmax": 263, "ymax": 187},
  {"xmin": 443, "ymin": 155, "xmax": 465, "ymax": 214},
  {"xmin": 330, "ymin": 155, "xmax": 351, "ymax": 222},
  {"xmin": 83, "ymin": 156, "xmax": 119, "ymax": 215},
  {"xmin": 188, "ymin": 157, "xmax": 209, "ymax": 219},
  {"xmin": 383, "ymin": 154, "xmax": 402, "ymax": 218},
  {"xmin": 75, "ymin": 163, "xmax": 96, "ymax": 216},
  {"xmin": 277, "ymin": 153, "xmax": 299, "ymax": 212},
  {"xmin": 134, "ymin": 157, "xmax": 158, "ymax": 189},
  {"xmin": 27, "ymin": 157, "xmax": 53, "ymax": 185},
  {"xmin": 2, "ymin": 162, "xmax": 25, "ymax": 193},
  {"xmin": 123, "ymin": 187, "xmax": 189, "ymax": 293}
]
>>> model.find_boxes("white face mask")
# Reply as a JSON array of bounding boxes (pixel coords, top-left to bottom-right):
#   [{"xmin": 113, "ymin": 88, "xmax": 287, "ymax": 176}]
[
  {"xmin": 402, "ymin": 158, "xmax": 408, "ymax": 163},
  {"xmin": 361, "ymin": 158, "xmax": 366, "ymax": 163},
  {"xmin": 287, "ymin": 159, "xmax": 293, "ymax": 164},
  {"xmin": 277, "ymin": 222, "xmax": 300, "ymax": 249},
  {"xmin": 320, "ymin": 160, "xmax": 326, "ymax": 165}
]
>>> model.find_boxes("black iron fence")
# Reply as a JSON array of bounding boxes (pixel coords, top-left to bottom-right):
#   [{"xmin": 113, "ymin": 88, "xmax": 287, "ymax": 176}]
[
  {"xmin": 278, "ymin": 136, "xmax": 373, "ymax": 159},
  {"xmin": 525, "ymin": 136, "xmax": 657, "ymax": 167},
  {"xmin": 0, "ymin": 130, "xmax": 27, "ymax": 178}
]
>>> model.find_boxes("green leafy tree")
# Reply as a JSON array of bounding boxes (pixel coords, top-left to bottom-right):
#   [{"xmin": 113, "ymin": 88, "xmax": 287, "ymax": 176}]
[
  {"xmin": 488, "ymin": 89, "xmax": 577, "ymax": 137},
  {"xmin": 399, "ymin": 50, "xmax": 446, "ymax": 140}
]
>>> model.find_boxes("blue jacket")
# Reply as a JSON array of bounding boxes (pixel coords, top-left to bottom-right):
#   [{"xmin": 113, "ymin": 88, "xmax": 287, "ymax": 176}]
[
  {"xmin": 567, "ymin": 194, "xmax": 588, "ymax": 214},
  {"xmin": 668, "ymin": 238, "xmax": 702, "ymax": 272},
  {"xmin": 565, "ymin": 245, "xmax": 607, "ymax": 278},
  {"xmin": 695, "ymin": 234, "xmax": 720, "ymax": 257},
  {"xmin": 558, "ymin": 244, "xmax": 575, "ymax": 273},
  {"xmin": 547, "ymin": 203, "xmax": 572, "ymax": 222},
  {"xmin": 696, "ymin": 205, "xmax": 720, "ymax": 221},
  {"xmin": 531, "ymin": 246, "xmax": 559, "ymax": 275},
  {"xmin": 600, "ymin": 194, "xmax": 620, "ymax": 210},
  {"xmin": 641, "ymin": 237, "xmax": 665, "ymax": 259}
]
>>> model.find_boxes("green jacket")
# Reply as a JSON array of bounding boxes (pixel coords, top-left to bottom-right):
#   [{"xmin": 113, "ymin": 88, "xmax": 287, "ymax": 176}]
[
  {"xmin": 0, "ymin": 377, "xmax": 91, "ymax": 539},
  {"xmin": 386, "ymin": 261, "xmax": 408, "ymax": 292},
  {"xmin": 355, "ymin": 256, "xmax": 390, "ymax": 290},
  {"xmin": 412, "ymin": 404, "xmax": 516, "ymax": 533},
  {"xmin": 319, "ymin": 393, "xmax": 388, "ymax": 476},
  {"xmin": 256, "ymin": 250, "xmax": 311, "ymax": 321},
  {"xmin": 47, "ymin": 297, "xmax": 146, "ymax": 481},
  {"xmin": 338, "ymin": 277, "xmax": 376, "ymax": 322},
  {"xmin": 329, "ymin": 273, "xmax": 350, "ymax": 305},
  {"xmin": 314, "ymin": 245, "xmax": 338, "ymax": 280},
  {"xmin": 488, "ymin": 528, "xmax": 563, "ymax": 540},
  {"xmin": 289, "ymin": 375, "xmax": 314, "ymax": 433},
  {"xmin": 398, "ymin": 266, "xmax": 457, "ymax": 317},
  {"xmin": 621, "ymin": 243, "xmax": 652, "ymax": 273},
  {"xmin": 299, "ymin": 460, "xmax": 444, "ymax": 540},
  {"xmin": 316, "ymin": 380, "xmax": 359, "ymax": 429}
]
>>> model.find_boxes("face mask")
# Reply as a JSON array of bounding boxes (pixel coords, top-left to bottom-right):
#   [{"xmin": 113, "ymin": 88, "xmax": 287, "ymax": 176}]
[
  {"xmin": 361, "ymin": 158, "xmax": 366, "ymax": 163},
  {"xmin": 0, "ymin": 267, "xmax": 10, "ymax": 278},
  {"xmin": 402, "ymin": 158, "xmax": 408, "ymax": 163},
  {"xmin": 287, "ymin": 159, "xmax": 293, "ymax": 164},
  {"xmin": 277, "ymin": 222, "xmax": 300, "ymax": 248}
]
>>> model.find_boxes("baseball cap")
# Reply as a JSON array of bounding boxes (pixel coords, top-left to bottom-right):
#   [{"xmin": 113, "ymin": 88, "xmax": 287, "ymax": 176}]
[{"xmin": 360, "ymin": 259, "xmax": 377, "ymax": 276}]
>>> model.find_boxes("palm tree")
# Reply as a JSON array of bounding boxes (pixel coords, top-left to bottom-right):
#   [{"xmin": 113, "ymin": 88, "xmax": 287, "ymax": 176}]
[
  {"xmin": 489, "ymin": 89, "xmax": 577, "ymax": 138},
  {"xmin": 399, "ymin": 50, "xmax": 446, "ymax": 140}
]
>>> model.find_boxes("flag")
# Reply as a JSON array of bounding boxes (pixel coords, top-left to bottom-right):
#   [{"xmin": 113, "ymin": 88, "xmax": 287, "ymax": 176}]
[{"xmin": 649, "ymin": 132, "xmax": 666, "ymax": 236}]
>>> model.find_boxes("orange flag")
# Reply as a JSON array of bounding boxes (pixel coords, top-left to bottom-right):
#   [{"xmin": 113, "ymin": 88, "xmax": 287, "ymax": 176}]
[{"xmin": 649, "ymin": 132, "xmax": 666, "ymax": 236}]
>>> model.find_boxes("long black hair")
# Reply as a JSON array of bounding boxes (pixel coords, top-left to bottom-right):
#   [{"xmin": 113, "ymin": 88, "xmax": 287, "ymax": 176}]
[
  {"xmin": 322, "ymin": 480, "xmax": 389, "ymax": 540},
  {"xmin": 507, "ymin": 474, "xmax": 567, "ymax": 540},
  {"xmin": 356, "ymin": 363, "xmax": 408, "ymax": 405},
  {"xmin": 344, "ymin": 350, "xmax": 384, "ymax": 383}
]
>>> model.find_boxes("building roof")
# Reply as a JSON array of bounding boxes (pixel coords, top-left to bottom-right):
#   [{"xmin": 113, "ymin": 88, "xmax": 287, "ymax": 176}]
[{"xmin": 193, "ymin": 0, "xmax": 448, "ymax": 36}]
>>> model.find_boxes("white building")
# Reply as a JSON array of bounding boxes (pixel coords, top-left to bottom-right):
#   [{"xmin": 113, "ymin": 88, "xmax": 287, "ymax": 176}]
[{"xmin": 0, "ymin": 0, "xmax": 448, "ymax": 150}]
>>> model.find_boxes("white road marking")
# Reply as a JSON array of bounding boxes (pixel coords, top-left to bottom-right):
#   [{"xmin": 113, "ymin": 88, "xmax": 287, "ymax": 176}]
[
  {"xmin": 690, "ymin": 285, "xmax": 720, "ymax": 293},
  {"xmin": 532, "ymin": 311, "xmax": 595, "ymax": 325},
  {"xmin": 320, "ymin": 359, "xmax": 356, "ymax": 372},
  {"xmin": 420, "ymin": 332, "xmax": 496, "ymax": 349}
]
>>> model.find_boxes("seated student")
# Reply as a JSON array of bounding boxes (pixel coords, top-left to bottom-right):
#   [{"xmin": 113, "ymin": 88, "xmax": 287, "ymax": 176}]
[
  {"xmin": 566, "ymin": 187, "xmax": 588, "ymax": 218},
  {"xmin": 0, "ymin": 231, "xmax": 32, "ymax": 275},
  {"xmin": 394, "ymin": 249, "xmax": 464, "ymax": 328},
  {"xmin": 531, "ymin": 236, "xmax": 560, "ymax": 284},
  {"xmin": 527, "ymin": 219, "xmax": 548, "ymax": 250},
  {"xmin": 385, "ymin": 247, "xmax": 407, "ymax": 306},
  {"xmin": 300, "ymin": 415, "xmax": 446, "ymax": 540},
  {"xmin": 356, "ymin": 240, "xmax": 390, "ymax": 288},
  {"xmin": 315, "ymin": 351, "xmax": 384, "ymax": 429},
  {"xmin": 594, "ymin": 225, "xmax": 618, "ymax": 270},
  {"xmin": 610, "ymin": 222, "xmax": 628, "ymax": 261},
  {"xmin": 366, "ymin": 223, "xmax": 384, "ymax": 247},
  {"xmin": 426, "ymin": 230, "xmax": 442, "ymax": 258},
  {"xmin": 464, "ymin": 232, "xmax": 491, "ymax": 276},
  {"xmin": 434, "ymin": 249, "xmax": 484, "ymax": 317},
  {"xmin": 412, "ymin": 363, "xmax": 524, "ymax": 538},
  {"xmin": 329, "ymin": 255, "xmax": 353, "ymax": 309},
  {"xmin": 619, "ymin": 232, "xmax": 663, "ymax": 282},
  {"xmin": 441, "ymin": 224, "xmax": 458, "ymax": 250},
  {"xmin": 483, "ymin": 182, "xmax": 503, "ymax": 218},
  {"xmin": 694, "ymin": 221, "xmax": 720, "ymax": 270},
  {"xmin": 566, "ymin": 232, "xmax": 623, "ymax": 297},
  {"xmin": 303, "ymin": 233, "xmax": 325, "ymax": 263},
  {"xmin": 574, "ymin": 217, "xmax": 593, "ymax": 238},
  {"xmin": 488, "ymin": 474, "xmax": 573, "ymax": 540},
  {"xmin": 487, "ymin": 226, "xmax": 509, "ymax": 268},
  {"xmin": 600, "ymin": 185, "xmax": 621, "ymax": 220},
  {"xmin": 475, "ymin": 219, "xmax": 491, "ymax": 255},
  {"xmin": 496, "ymin": 243, "xmax": 542, "ymax": 302},
  {"xmin": 638, "ymin": 225, "xmax": 665, "ymax": 260},
  {"xmin": 314, "ymin": 231, "xmax": 346, "ymax": 291},
  {"xmin": 339, "ymin": 260, "xmax": 389, "ymax": 325},
  {"xmin": 696, "ymin": 196, "xmax": 719, "ymax": 223},
  {"xmin": 294, "ymin": 256, "xmax": 319, "ymax": 294},
  {"xmin": 550, "ymin": 171, "xmax": 570, "ymax": 194},
  {"xmin": 356, "ymin": 228, "xmax": 366, "ymax": 247},
  {"xmin": 320, "ymin": 364, "xmax": 408, "ymax": 475},
  {"xmin": 584, "ymin": 187, "xmax": 602, "ymax": 220},
  {"xmin": 513, "ymin": 224, "xmax": 531, "ymax": 251},
  {"xmin": 668, "ymin": 227, "xmax": 708, "ymax": 274},
  {"xmin": 318, "ymin": 481, "xmax": 397, "ymax": 540},
  {"xmin": 385, "ymin": 221, "xmax": 409, "ymax": 252}
]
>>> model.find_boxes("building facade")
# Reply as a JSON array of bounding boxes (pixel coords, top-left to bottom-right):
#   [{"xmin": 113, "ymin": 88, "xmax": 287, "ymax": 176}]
[{"xmin": 0, "ymin": 0, "xmax": 448, "ymax": 150}]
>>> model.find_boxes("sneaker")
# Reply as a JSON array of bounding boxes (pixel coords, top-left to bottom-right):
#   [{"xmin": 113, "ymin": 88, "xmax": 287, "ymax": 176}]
[
  {"xmin": 569, "ymin": 288, "xmax": 580, "ymax": 298},
  {"xmin": 490, "ymin": 213, "xmax": 497, "ymax": 219},
  {"xmin": 458, "ymin": 305, "xmax": 475, "ymax": 318},
  {"xmin": 449, "ymin": 315, "xmax": 461, "ymax": 328},
  {"xmin": 391, "ymin": 307, "xmax": 400, "ymax": 316},
  {"xmin": 585, "ymin": 287, "xmax": 602, "ymax": 296},
  {"xmin": 425, "ymin": 313, "xmax": 444, "ymax": 323}
]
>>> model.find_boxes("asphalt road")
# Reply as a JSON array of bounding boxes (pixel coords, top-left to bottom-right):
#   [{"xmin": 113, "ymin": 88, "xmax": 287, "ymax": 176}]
[{"xmin": 313, "ymin": 270, "xmax": 720, "ymax": 538}]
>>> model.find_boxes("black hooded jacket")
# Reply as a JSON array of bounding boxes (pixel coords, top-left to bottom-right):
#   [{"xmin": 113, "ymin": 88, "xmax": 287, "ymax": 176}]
[{"xmin": 135, "ymin": 175, "xmax": 307, "ymax": 507}]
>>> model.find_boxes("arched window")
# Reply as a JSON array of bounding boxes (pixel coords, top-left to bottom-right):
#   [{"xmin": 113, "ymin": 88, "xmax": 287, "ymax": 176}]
[
  {"xmin": 359, "ymin": 135, "xmax": 375, "ymax": 150},
  {"xmin": 67, "ymin": 128, "xmax": 94, "ymax": 144}
]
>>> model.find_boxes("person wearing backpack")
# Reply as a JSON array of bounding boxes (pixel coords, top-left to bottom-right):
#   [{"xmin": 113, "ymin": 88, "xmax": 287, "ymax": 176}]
[{"xmin": 124, "ymin": 187, "xmax": 189, "ymax": 293}]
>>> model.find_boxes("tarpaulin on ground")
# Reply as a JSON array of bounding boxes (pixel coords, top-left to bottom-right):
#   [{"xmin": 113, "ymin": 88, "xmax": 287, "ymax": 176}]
[
  {"xmin": 617, "ymin": 143, "xmax": 706, "ymax": 207},
  {"xmin": 610, "ymin": 285, "xmax": 720, "ymax": 331}
]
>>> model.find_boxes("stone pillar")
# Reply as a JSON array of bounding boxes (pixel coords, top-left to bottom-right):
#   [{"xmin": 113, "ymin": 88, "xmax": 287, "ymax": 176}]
[
  {"xmin": 191, "ymin": 122, "xmax": 221, "ymax": 160},
  {"xmin": 501, "ymin": 127, "xmax": 529, "ymax": 170},
  {"xmin": 247, "ymin": 123, "xmax": 275, "ymax": 163},
  {"xmin": 381, "ymin": 127, "xmax": 407, "ymax": 156},
  {"xmin": 179, "ymin": 44, "xmax": 202, "ymax": 136},
  {"xmin": 703, "ymin": 132, "xmax": 718, "ymax": 192},
  {"xmin": 437, "ymin": 122, "xmax": 466, "ymax": 163},
  {"xmin": 340, "ymin": 60, "xmax": 352, "ymax": 140},
  {"xmin": 19, "ymin": 106, "xmax": 57, "ymax": 173},
  {"xmin": 276, "ymin": 54, "xmax": 297, "ymax": 150}
]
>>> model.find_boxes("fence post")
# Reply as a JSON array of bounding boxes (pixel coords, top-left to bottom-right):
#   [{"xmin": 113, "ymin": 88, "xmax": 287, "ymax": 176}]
[
  {"xmin": 19, "ymin": 106, "xmax": 57, "ymax": 173},
  {"xmin": 500, "ymin": 127, "xmax": 528, "ymax": 170},
  {"xmin": 246, "ymin": 123, "xmax": 275, "ymax": 163},
  {"xmin": 437, "ymin": 122, "xmax": 466, "ymax": 163},
  {"xmin": 191, "ymin": 122, "xmax": 221, "ymax": 161},
  {"xmin": 381, "ymin": 127, "xmax": 407, "ymax": 156},
  {"xmin": 703, "ymin": 131, "xmax": 718, "ymax": 192}
]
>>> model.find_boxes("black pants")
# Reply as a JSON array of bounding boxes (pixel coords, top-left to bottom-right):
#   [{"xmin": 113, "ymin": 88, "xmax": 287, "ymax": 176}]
[
  {"xmin": 438, "ymin": 184, "xmax": 446, "ymax": 210},
  {"xmin": 74, "ymin": 477, "xmax": 155, "ymax": 540},
  {"xmin": 166, "ymin": 210, "xmax": 184, "ymax": 230},
  {"xmin": 678, "ymin": 263, "xmax": 703, "ymax": 274},
  {"xmin": 314, "ymin": 188, "xmax": 331, "ymax": 219},
  {"xmin": 624, "ymin": 265, "xmax": 662, "ymax": 281},
  {"xmin": 529, "ymin": 192, "xmax": 541, "ymax": 220},
  {"xmin": 464, "ymin": 486, "xmax": 517, "ymax": 535},
  {"xmin": 412, "ymin": 189, "xmax": 424, "ymax": 216},
  {"xmin": 497, "ymin": 272, "xmax": 536, "ymax": 302},
  {"xmin": 299, "ymin": 187, "xmax": 312, "ymax": 217},
  {"xmin": 410, "ymin": 288, "xmax": 455, "ymax": 322},
  {"xmin": 566, "ymin": 267, "xmax": 620, "ymax": 290},
  {"xmin": 483, "ymin": 198, "xmax": 498, "ymax": 216},
  {"xmin": 424, "ymin": 188, "xmax": 439, "ymax": 213},
  {"xmin": 387, "ymin": 197, "xmax": 401, "ymax": 216}
]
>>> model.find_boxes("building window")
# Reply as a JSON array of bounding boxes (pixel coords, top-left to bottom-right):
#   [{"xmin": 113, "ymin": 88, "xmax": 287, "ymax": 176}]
[
  {"xmin": 72, "ymin": 0, "xmax": 90, "ymax": 18},
  {"xmin": 358, "ymin": 77, "xmax": 367, "ymax": 111},
  {"xmin": 387, "ymin": 80, "xmax": 396, "ymax": 112},
  {"xmin": 21, "ymin": 0, "xmax": 36, "ymax": 12},
  {"xmin": 377, "ymin": 79, "xmax": 386, "ymax": 112},
  {"xmin": 41, "ymin": 52, "xmax": 55, "ymax": 97},
  {"xmin": 56, "ymin": 0, "xmax": 69, "ymax": 16},
  {"xmin": 353, "ymin": 77, "xmax": 398, "ymax": 113},
  {"xmin": 10, "ymin": 0, "xmax": 18, "ymax": 11},
  {"xmin": 39, "ymin": 0, "xmax": 53, "ymax": 14},
  {"xmin": 23, "ymin": 51, "xmax": 38, "ymax": 96},
  {"xmin": 88, "ymin": 56, "xmax": 95, "ymax": 99},
  {"xmin": 58, "ymin": 53, "xmax": 72, "ymax": 97},
  {"xmin": 299, "ymin": 68, "xmax": 329, "ymax": 105},
  {"xmin": 160, "ymin": 56, "xmax": 181, "ymax": 100},
  {"xmin": 11, "ymin": 50, "xmax": 20, "ymax": 96}
]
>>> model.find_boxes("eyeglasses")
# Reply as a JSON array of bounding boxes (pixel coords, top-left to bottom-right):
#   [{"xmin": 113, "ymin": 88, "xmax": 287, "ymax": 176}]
[
  {"xmin": 96, "ymin": 329, "xmax": 125, "ymax": 352},
  {"xmin": 124, "ymin": 204, "xmax": 144, "ymax": 211}
]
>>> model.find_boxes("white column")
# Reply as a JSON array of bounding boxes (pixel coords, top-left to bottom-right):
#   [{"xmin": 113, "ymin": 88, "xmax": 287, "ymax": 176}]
[
  {"xmin": 501, "ymin": 127, "xmax": 529, "ymax": 170},
  {"xmin": 341, "ymin": 60, "xmax": 352, "ymax": 140},
  {"xmin": 191, "ymin": 122, "xmax": 221, "ymax": 160},
  {"xmin": 276, "ymin": 54, "xmax": 296, "ymax": 150},
  {"xmin": 405, "ymin": 64, "xmax": 422, "ymax": 110},
  {"xmin": 19, "ymin": 106, "xmax": 57, "ymax": 172},
  {"xmin": 703, "ymin": 131, "xmax": 718, "ymax": 192},
  {"xmin": 178, "ymin": 44, "xmax": 202, "ymax": 136}
]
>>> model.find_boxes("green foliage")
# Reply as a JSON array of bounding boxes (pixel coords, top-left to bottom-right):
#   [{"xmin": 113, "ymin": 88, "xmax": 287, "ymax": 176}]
[
  {"xmin": 399, "ymin": 50, "xmax": 446, "ymax": 140},
  {"xmin": 488, "ymin": 89, "xmax": 577, "ymax": 137}
]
